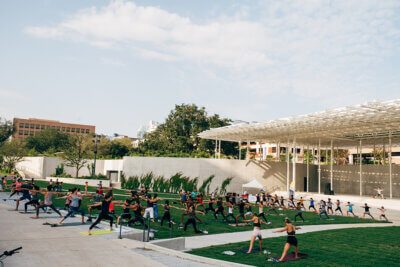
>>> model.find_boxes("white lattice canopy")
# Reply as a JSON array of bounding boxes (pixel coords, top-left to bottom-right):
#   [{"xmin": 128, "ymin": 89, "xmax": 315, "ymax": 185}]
[{"xmin": 199, "ymin": 99, "xmax": 400, "ymax": 147}]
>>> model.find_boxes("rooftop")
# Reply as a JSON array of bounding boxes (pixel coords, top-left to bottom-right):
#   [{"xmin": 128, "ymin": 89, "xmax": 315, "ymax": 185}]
[{"xmin": 199, "ymin": 99, "xmax": 400, "ymax": 148}]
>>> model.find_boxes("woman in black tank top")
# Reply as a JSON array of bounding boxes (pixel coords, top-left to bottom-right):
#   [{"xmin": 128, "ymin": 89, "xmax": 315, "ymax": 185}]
[{"xmin": 273, "ymin": 217, "xmax": 301, "ymax": 261}]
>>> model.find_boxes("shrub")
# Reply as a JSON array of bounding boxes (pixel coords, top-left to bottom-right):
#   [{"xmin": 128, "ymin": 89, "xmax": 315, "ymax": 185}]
[
  {"xmin": 170, "ymin": 172, "xmax": 183, "ymax": 193},
  {"xmin": 199, "ymin": 175, "xmax": 215, "ymax": 195},
  {"xmin": 219, "ymin": 177, "xmax": 233, "ymax": 195},
  {"xmin": 140, "ymin": 173, "xmax": 153, "ymax": 189}
]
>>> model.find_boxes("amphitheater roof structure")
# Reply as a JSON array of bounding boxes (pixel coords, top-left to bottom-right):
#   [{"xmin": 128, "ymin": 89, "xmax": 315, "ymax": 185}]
[{"xmin": 199, "ymin": 99, "xmax": 400, "ymax": 147}]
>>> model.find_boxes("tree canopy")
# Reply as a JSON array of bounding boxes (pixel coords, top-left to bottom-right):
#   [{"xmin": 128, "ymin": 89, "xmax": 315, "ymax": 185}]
[
  {"xmin": 138, "ymin": 104, "xmax": 238, "ymax": 157},
  {"xmin": 25, "ymin": 128, "xmax": 70, "ymax": 154}
]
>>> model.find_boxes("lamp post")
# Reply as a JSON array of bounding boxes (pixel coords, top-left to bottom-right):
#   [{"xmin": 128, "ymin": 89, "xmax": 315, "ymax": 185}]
[{"xmin": 92, "ymin": 135, "xmax": 99, "ymax": 177}]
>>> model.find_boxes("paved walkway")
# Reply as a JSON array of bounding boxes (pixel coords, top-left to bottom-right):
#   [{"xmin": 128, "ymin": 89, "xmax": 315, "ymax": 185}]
[
  {"xmin": 0, "ymin": 192, "xmax": 212, "ymax": 267},
  {"xmin": 184, "ymin": 222, "xmax": 396, "ymax": 250},
  {"xmin": 273, "ymin": 191, "xmax": 400, "ymax": 223}
]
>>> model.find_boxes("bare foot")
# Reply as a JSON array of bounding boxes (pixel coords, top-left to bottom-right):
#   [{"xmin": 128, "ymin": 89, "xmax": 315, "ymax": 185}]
[
  {"xmin": 58, "ymin": 223, "xmax": 62, "ymax": 226},
  {"xmin": 246, "ymin": 251, "xmax": 251, "ymax": 254},
  {"xmin": 88, "ymin": 231, "xmax": 92, "ymax": 235},
  {"xmin": 33, "ymin": 216, "xmax": 39, "ymax": 219}
]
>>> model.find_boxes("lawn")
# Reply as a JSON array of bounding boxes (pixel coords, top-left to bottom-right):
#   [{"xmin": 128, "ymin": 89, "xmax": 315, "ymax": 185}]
[
  {"xmin": 188, "ymin": 227, "xmax": 400, "ymax": 266},
  {"xmin": 3, "ymin": 179, "xmax": 385, "ymax": 239}
]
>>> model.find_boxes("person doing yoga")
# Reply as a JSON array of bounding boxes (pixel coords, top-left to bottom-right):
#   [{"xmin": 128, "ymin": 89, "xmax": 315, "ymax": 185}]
[
  {"xmin": 378, "ymin": 206, "xmax": 388, "ymax": 221},
  {"xmin": 243, "ymin": 213, "xmax": 270, "ymax": 254},
  {"xmin": 294, "ymin": 202, "xmax": 305, "ymax": 222},
  {"xmin": 318, "ymin": 200, "xmax": 329, "ymax": 219},
  {"xmin": 183, "ymin": 205, "xmax": 205, "ymax": 234},
  {"xmin": 273, "ymin": 217, "xmax": 301, "ymax": 261},
  {"xmin": 362, "ymin": 203, "xmax": 374, "ymax": 220},
  {"xmin": 34, "ymin": 185, "xmax": 63, "ymax": 218},
  {"xmin": 58, "ymin": 188, "xmax": 85, "ymax": 225},
  {"xmin": 335, "ymin": 199, "xmax": 343, "ymax": 215},
  {"xmin": 346, "ymin": 202, "xmax": 355, "ymax": 217},
  {"xmin": 88, "ymin": 193, "xmax": 117, "ymax": 235},
  {"xmin": 160, "ymin": 200, "xmax": 180, "ymax": 227},
  {"xmin": 309, "ymin": 198, "xmax": 316, "ymax": 211}
]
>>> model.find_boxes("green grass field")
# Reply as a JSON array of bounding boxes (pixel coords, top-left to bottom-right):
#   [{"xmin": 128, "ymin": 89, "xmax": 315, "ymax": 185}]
[
  {"xmin": 3, "ymin": 179, "xmax": 385, "ymax": 239},
  {"xmin": 188, "ymin": 227, "xmax": 400, "ymax": 266}
]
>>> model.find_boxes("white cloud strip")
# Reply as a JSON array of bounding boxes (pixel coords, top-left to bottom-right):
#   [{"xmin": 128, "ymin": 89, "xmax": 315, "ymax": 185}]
[{"xmin": 24, "ymin": 0, "xmax": 400, "ymax": 100}]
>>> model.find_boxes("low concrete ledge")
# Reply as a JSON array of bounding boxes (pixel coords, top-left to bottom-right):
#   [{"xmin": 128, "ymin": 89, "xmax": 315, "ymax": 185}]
[
  {"xmin": 150, "ymin": 237, "xmax": 186, "ymax": 251},
  {"xmin": 46, "ymin": 177, "xmax": 110, "ymax": 187}
]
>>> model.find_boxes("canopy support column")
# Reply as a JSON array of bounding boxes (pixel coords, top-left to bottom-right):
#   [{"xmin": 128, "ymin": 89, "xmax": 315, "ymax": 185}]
[
  {"xmin": 238, "ymin": 141, "xmax": 241, "ymax": 160},
  {"xmin": 292, "ymin": 138, "xmax": 296, "ymax": 195},
  {"xmin": 318, "ymin": 139, "xmax": 321, "ymax": 195},
  {"xmin": 359, "ymin": 139, "xmax": 362, "ymax": 196},
  {"xmin": 214, "ymin": 138, "xmax": 218, "ymax": 159},
  {"xmin": 389, "ymin": 131, "xmax": 392, "ymax": 199},
  {"xmin": 277, "ymin": 142, "xmax": 280, "ymax": 162},
  {"xmin": 286, "ymin": 139, "xmax": 290, "ymax": 196},
  {"xmin": 246, "ymin": 140, "xmax": 250, "ymax": 160},
  {"xmin": 330, "ymin": 139, "xmax": 333, "ymax": 192},
  {"xmin": 218, "ymin": 139, "xmax": 221, "ymax": 159},
  {"xmin": 306, "ymin": 145, "xmax": 309, "ymax": 192}
]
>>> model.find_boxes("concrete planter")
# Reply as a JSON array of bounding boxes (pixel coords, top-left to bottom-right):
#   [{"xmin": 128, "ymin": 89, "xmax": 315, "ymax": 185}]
[{"xmin": 45, "ymin": 177, "xmax": 110, "ymax": 187}]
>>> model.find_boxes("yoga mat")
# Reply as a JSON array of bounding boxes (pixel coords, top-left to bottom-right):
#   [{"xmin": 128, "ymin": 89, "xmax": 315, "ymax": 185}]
[
  {"xmin": 228, "ymin": 223, "xmax": 248, "ymax": 227},
  {"xmin": 81, "ymin": 230, "xmax": 114, "ymax": 235},
  {"xmin": 236, "ymin": 246, "xmax": 262, "ymax": 253},
  {"xmin": 268, "ymin": 252, "xmax": 308, "ymax": 262}
]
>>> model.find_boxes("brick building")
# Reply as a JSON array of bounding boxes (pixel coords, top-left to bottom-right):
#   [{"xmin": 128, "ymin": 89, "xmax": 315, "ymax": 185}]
[{"xmin": 12, "ymin": 118, "xmax": 95, "ymax": 139}]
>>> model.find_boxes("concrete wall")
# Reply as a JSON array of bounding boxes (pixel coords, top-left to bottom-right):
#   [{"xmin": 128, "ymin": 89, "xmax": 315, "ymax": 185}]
[
  {"xmin": 122, "ymin": 157, "xmax": 300, "ymax": 193},
  {"xmin": 320, "ymin": 164, "xmax": 400, "ymax": 197},
  {"xmin": 16, "ymin": 157, "xmax": 105, "ymax": 179},
  {"xmin": 45, "ymin": 177, "xmax": 110, "ymax": 187},
  {"xmin": 15, "ymin": 156, "xmax": 400, "ymax": 197}
]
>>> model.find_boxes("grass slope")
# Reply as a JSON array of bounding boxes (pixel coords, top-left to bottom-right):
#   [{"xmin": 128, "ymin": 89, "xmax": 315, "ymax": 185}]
[
  {"xmin": 188, "ymin": 226, "xmax": 400, "ymax": 266},
  {"xmin": 3, "ymin": 180, "xmax": 384, "ymax": 239}
]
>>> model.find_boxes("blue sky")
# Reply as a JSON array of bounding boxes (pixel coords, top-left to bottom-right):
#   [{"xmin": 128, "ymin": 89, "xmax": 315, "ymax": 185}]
[{"xmin": 1, "ymin": 0, "xmax": 400, "ymax": 136}]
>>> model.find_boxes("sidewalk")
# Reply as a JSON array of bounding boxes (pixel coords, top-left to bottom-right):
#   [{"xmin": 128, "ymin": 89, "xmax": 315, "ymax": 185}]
[
  {"xmin": 274, "ymin": 191, "xmax": 400, "ymax": 223},
  {"xmin": 0, "ymin": 192, "xmax": 213, "ymax": 267}
]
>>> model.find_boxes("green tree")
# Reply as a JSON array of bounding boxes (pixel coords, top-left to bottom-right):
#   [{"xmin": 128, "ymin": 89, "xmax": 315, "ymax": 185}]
[
  {"xmin": 63, "ymin": 134, "xmax": 91, "ymax": 177},
  {"xmin": 140, "ymin": 104, "xmax": 236, "ymax": 157},
  {"xmin": 0, "ymin": 118, "xmax": 14, "ymax": 146},
  {"xmin": 109, "ymin": 138, "xmax": 132, "ymax": 158},
  {"xmin": 0, "ymin": 139, "xmax": 27, "ymax": 173},
  {"xmin": 25, "ymin": 128, "xmax": 70, "ymax": 154}
]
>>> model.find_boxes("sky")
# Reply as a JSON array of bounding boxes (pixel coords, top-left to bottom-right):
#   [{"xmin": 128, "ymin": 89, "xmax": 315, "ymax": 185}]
[{"xmin": 1, "ymin": 0, "xmax": 400, "ymax": 137}]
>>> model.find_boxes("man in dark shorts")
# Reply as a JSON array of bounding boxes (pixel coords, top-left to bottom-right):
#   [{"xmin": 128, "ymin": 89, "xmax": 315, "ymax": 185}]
[
  {"xmin": 235, "ymin": 200, "xmax": 246, "ymax": 225},
  {"xmin": 362, "ymin": 203, "xmax": 374, "ymax": 220},
  {"xmin": 15, "ymin": 182, "xmax": 33, "ymax": 211}
]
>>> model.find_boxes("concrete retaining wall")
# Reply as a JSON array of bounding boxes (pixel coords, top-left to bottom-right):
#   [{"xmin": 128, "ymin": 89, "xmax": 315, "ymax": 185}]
[
  {"xmin": 320, "ymin": 164, "xmax": 400, "ymax": 197},
  {"xmin": 15, "ymin": 156, "xmax": 400, "ymax": 197},
  {"xmin": 45, "ymin": 177, "xmax": 110, "ymax": 187}
]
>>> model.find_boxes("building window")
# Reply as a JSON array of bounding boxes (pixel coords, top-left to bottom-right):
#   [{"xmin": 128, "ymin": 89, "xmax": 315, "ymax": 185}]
[
  {"xmin": 24, "ymin": 130, "xmax": 28, "ymax": 135},
  {"xmin": 272, "ymin": 147, "xmax": 277, "ymax": 153},
  {"xmin": 86, "ymin": 129, "xmax": 89, "ymax": 133},
  {"xmin": 30, "ymin": 124, "xmax": 34, "ymax": 129},
  {"xmin": 51, "ymin": 126, "xmax": 55, "ymax": 129},
  {"xmin": 41, "ymin": 125, "xmax": 45, "ymax": 129},
  {"xmin": 35, "ymin": 124, "xmax": 40, "ymax": 129},
  {"xmin": 66, "ymin": 127, "xmax": 70, "ymax": 132},
  {"xmin": 25, "ymin": 123, "xmax": 29, "ymax": 128},
  {"xmin": 18, "ymin": 130, "xmax": 23, "ymax": 135},
  {"xmin": 30, "ymin": 131, "xmax": 34, "ymax": 136},
  {"xmin": 19, "ymin": 123, "xmax": 24, "ymax": 128},
  {"xmin": 56, "ymin": 126, "xmax": 60, "ymax": 130},
  {"xmin": 62, "ymin": 127, "xmax": 65, "ymax": 131},
  {"xmin": 71, "ymin": 128, "xmax": 75, "ymax": 132}
]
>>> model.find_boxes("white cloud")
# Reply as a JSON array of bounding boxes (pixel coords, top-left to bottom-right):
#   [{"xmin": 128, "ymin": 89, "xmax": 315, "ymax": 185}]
[{"xmin": 24, "ymin": 0, "xmax": 400, "ymax": 102}]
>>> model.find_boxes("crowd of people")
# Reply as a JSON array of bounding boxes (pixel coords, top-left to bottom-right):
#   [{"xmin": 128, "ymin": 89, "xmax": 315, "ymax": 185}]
[{"xmin": 0, "ymin": 176, "xmax": 391, "ymax": 261}]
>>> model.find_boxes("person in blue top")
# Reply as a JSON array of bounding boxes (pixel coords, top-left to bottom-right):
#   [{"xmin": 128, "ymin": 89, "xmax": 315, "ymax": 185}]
[
  {"xmin": 308, "ymin": 198, "xmax": 316, "ymax": 211},
  {"xmin": 346, "ymin": 202, "xmax": 355, "ymax": 217},
  {"xmin": 318, "ymin": 200, "xmax": 329, "ymax": 219}
]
